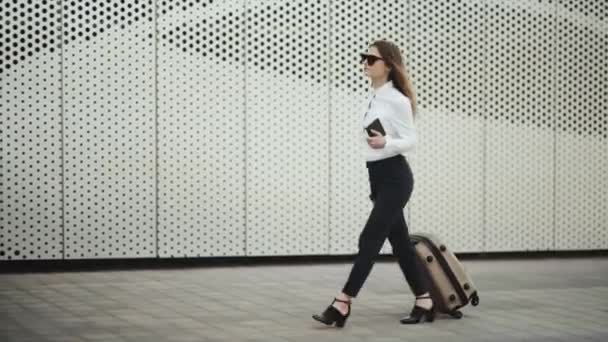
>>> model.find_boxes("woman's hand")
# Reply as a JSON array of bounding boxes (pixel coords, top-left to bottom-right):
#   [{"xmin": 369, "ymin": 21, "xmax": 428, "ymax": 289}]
[{"xmin": 366, "ymin": 130, "xmax": 386, "ymax": 149}]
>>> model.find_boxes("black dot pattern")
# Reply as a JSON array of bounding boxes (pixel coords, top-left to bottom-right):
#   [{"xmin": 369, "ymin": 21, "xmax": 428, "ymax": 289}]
[
  {"xmin": 62, "ymin": 0, "xmax": 154, "ymax": 44},
  {"xmin": 245, "ymin": 0, "xmax": 329, "ymax": 85},
  {"xmin": 560, "ymin": 0, "xmax": 607, "ymax": 19},
  {"xmin": 486, "ymin": 0, "xmax": 556, "ymax": 130},
  {"xmin": 159, "ymin": 0, "xmax": 327, "ymax": 83},
  {"xmin": 158, "ymin": 0, "xmax": 228, "ymax": 59},
  {"xmin": 556, "ymin": 0, "xmax": 607, "ymax": 138},
  {"xmin": 0, "ymin": 0, "xmax": 61, "ymax": 75},
  {"xmin": 411, "ymin": 0, "xmax": 486, "ymax": 117},
  {"xmin": 158, "ymin": 0, "xmax": 213, "ymax": 15},
  {"xmin": 1, "ymin": 0, "xmax": 604, "ymax": 137}
]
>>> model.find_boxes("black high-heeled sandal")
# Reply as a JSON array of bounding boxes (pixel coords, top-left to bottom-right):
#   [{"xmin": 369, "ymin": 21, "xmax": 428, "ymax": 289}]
[
  {"xmin": 312, "ymin": 297, "xmax": 351, "ymax": 328},
  {"xmin": 400, "ymin": 295, "xmax": 435, "ymax": 324}
]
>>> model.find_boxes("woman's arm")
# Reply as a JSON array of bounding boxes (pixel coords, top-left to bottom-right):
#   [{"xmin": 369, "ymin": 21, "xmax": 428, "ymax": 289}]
[{"xmin": 384, "ymin": 97, "xmax": 417, "ymax": 153}]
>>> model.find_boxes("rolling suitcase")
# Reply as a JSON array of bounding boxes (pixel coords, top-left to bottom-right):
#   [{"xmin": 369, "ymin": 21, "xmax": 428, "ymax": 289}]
[{"xmin": 410, "ymin": 233, "xmax": 479, "ymax": 318}]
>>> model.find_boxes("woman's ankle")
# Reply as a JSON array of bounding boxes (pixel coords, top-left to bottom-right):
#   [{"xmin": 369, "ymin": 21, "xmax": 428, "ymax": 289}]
[
  {"xmin": 332, "ymin": 302, "xmax": 349, "ymax": 315},
  {"xmin": 336, "ymin": 293, "xmax": 352, "ymax": 302},
  {"xmin": 415, "ymin": 293, "xmax": 433, "ymax": 309},
  {"xmin": 332, "ymin": 293, "xmax": 352, "ymax": 315}
]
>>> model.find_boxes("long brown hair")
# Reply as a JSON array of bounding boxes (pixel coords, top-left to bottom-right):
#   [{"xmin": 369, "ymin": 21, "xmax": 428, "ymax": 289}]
[{"xmin": 371, "ymin": 40, "xmax": 417, "ymax": 115}]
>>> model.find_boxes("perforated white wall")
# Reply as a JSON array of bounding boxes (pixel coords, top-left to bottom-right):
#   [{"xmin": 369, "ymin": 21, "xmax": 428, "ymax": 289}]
[
  {"xmin": 157, "ymin": 0, "xmax": 246, "ymax": 257},
  {"xmin": 245, "ymin": 0, "xmax": 330, "ymax": 256},
  {"xmin": 409, "ymin": 0, "xmax": 486, "ymax": 253},
  {"xmin": 484, "ymin": 0, "xmax": 555, "ymax": 252},
  {"xmin": 0, "ymin": 0, "xmax": 63, "ymax": 260},
  {"xmin": 1, "ymin": 0, "xmax": 606, "ymax": 260},
  {"xmin": 61, "ymin": 0, "xmax": 157, "ymax": 259},
  {"xmin": 554, "ymin": 0, "xmax": 608, "ymax": 250}
]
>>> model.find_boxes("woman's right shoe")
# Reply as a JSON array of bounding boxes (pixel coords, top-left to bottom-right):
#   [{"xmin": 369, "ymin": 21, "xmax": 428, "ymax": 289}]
[
  {"xmin": 400, "ymin": 296, "xmax": 435, "ymax": 324},
  {"xmin": 312, "ymin": 298, "xmax": 351, "ymax": 328}
]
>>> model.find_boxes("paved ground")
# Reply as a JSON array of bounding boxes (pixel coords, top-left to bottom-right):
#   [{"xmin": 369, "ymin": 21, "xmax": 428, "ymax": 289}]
[{"xmin": 1, "ymin": 256, "xmax": 608, "ymax": 342}]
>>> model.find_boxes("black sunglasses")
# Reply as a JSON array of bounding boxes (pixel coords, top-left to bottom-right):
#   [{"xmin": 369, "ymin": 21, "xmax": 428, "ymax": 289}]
[{"xmin": 360, "ymin": 53, "xmax": 384, "ymax": 66}]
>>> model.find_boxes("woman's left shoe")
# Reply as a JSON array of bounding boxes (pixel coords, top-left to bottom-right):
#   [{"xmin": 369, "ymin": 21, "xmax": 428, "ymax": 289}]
[{"xmin": 400, "ymin": 296, "xmax": 435, "ymax": 324}]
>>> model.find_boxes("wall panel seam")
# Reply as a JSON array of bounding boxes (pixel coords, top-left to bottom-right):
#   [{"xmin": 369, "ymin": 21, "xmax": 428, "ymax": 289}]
[{"xmin": 60, "ymin": 0, "xmax": 66, "ymax": 260}]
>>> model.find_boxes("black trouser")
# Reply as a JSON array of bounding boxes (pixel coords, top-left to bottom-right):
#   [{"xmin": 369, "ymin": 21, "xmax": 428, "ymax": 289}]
[{"xmin": 342, "ymin": 154, "xmax": 428, "ymax": 297}]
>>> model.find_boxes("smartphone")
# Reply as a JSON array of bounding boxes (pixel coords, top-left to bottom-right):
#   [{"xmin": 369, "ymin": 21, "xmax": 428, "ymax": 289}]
[{"xmin": 365, "ymin": 118, "xmax": 386, "ymax": 137}]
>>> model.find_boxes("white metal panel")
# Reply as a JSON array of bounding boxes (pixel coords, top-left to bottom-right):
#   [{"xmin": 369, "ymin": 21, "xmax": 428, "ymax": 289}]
[
  {"xmin": 555, "ymin": 0, "xmax": 608, "ymax": 250},
  {"xmin": 62, "ymin": 0, "xmax": 156, "ymax": 259},
  {"xmin": 0, "ymin": 0, "xmax": 63, "ymax": 260},
  {"xmin": 157, "ymin": 0, "xmax": 246, "ymax": 257},
  {"xmin": 409, "ymin": 0, "xmax": 486, "ymax": 253},
  {"xmin": 245, "ymin": 0, "xmax": 330, "ymax": 256},
  {"xmin": 409, "ymin": 112, "xmax": 485, "ymax": 253},
  {"xmin": 484, "ymin": 0, "xmax": 555, "ymax": 252}
]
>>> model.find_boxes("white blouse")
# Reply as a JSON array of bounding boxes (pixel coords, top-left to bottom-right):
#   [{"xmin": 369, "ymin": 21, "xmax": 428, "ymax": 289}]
[{"xmin": 361, "ymin": 81, "xmax": 417, "ymax": 162}]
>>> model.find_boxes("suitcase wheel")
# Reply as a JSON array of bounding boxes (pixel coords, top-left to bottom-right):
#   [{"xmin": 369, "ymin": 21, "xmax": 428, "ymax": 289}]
[
  {"xmin": 471, "ymin": 292, "xmax": 480, "ymax": 306},
  {"xmin": 450, "ymin": 310, "xmax": 463, "ymax": 319}
]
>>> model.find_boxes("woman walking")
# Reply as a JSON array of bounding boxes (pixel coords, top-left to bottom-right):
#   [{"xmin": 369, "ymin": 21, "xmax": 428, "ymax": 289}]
[{"xmin": 313, "ymin": 40, "xmax": 434, "ymax": 327}]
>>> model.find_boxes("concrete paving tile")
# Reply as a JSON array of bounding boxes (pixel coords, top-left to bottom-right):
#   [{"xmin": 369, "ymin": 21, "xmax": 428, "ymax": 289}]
[{"xmin": 0, "ymin": 257, "xmax": 607, "ymax": 342}]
